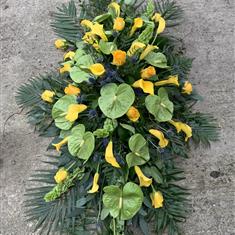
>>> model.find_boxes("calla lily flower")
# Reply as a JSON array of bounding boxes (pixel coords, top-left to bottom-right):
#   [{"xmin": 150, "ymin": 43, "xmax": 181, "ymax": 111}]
[
  {"xmin": 59, "ymin": 64, "xmax": 72, "ymax": 74},
  {"xmin": 141, "ymin": 66, "xmax": 156, "ymax": 80},
  {"xmin": 169, "ymin": 120, "xmax": 192, "ymax": 141},
  {"xmin": 127, "ymin": 41, "xmax": 146, "ymax": 57},
  {"xmin": 65, "ymin": 104, "xmax": 87, "ymax": 122},
  {"xmin": 105, "ymin": 141, "xmax": 121, "ymax": 168},
  {"xmin": 41, "ymin": 90, "xmax": 55, "ymax": 103},
  {"xmin": 54, "ymin": 168, "xmax": 68, "ymax": 184},
  {"xmin": 112, "ymin": 50, "xmax": 126, "ymax": 66},
  {"xmin": 155, "ymin": 75, "xmax": 179, "ymax": 87},
  {"xmin": 55, "ymin": 39, "xmax": 66, "ymax": 49},
  {"xmin": 52, "ymin": 137, "xmax": 69, "ymax": 152},
  {"xmin": 89, "ymin": 63, "xmax": 106, "ymax": 76},
  {"xmin": 152, "ymin": 13, "xmax": 166, "ymax": 35},
  {"xmin": 126, "ymin": 106, "xmax": 140, "ymax": 122},
  {"xmin": 134, "ymin": 166, "xmax": 152, "ymax": 187},
  {"xmin": 133, "ymin": 79, "xmax": 154, "ymax": 95},
  {"xmin": 64, "ymin": 84, "xmax": 81, "ymax": 96},
  {"xmin": 81, "ymin": 19, "xmax": 93, "ymax": 29},
  {"xmin": 140, "ymin": 44, "xmax": 158, "ymax": 60},
  {"xmin": 64, "ymin": 51, "xmax": 75, "ymax": 60},
  {"xmin": 108, "ymin": 2, "xmax": 121, "ymax": 17},
  {"xmin": 149, "ymin": 129, "xmax": 169, "ymax": 148},
  {"xmin": 113, "ymin": 17, "xmax": 125, "ymax": 31},
  {"xmin": 82, "ymin": 32, "xmax": 97, "ymax": 45},
  {"xmin": 88, "ymin": 172, "xmax": 100, "ymax": 193},
  {"xmin": 150, "ymin": 190, "xmax": 164, "ymax": 208},
  {"xmin": 91, "ymin": 23, "xmax": 108, "ymax": 42},
  {"xmin": 182, "ymin": 81, "xmax": 193, "ymax": 95},
  {"xmin": 130, "ymin": 18, "xmax": 143, "ymax": 36}
]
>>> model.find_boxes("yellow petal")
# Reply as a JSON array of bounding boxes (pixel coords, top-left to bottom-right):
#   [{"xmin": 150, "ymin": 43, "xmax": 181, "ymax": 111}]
[
  {"xmin": 149, "ymin": 129, "xmax": 169, "ymax": 148},
  {"xmin": 126, "ymin": 106, "xmax": 140, "ymax": 122},
  {"xmin": 152, "ymin": 13, "xmax": 166, "ymax": 35},
  {"xmin": 150, "ymin": 191, "xmax": 164, "ymax": 208},
  {"xmin": 52, "ymin": 137, "xmax": 69, "ymax": 152},
  {"xmin": 54, "ymin": 168, "xmax": 68, "ymax": 184},
  {"xmin": 88, "ymin": 172, "xmax": 100, "ymax": 193},
  {"xmin": 64, "ymin": 84, "xmax": 81, "ymax": 96},
  {"xmin": 65, "ymin": 104, "xmax": 87, "ymax": 122},
  {"xmin": 64, "ymin": 51, "xmax": 75, "ymax": 60},
  {"xmin": 134, "ymin": 166, "xmax": 152, "ymax": 187},
  {"xmin": 130, "ymin": 18, "xmax": 143, "ymax": 36},
  {"xmin": 81, "ymin": 19, "xmax": 93, "ymax": 29},
  {"xmin": 140, "ymin": 45, "xmax": 158, "ymax": 60},
  {"xmin": 55, "ymin": 39, "xmax": 66, "ymax": 49},
  {"xmin": 89, "ymin": 63, "xmax": 106, "ymax": 76},
  {"xmin": 105, "ymin": 141, "xmax": 121, "ymax": 168},
  {"xmin": 92, "ymin": 43, "xmax": 100, "ymax": 51},
  {"xmin": 108, "ymin": 2, "xmax": 121, "ymax": 17},
  {"xmin": 113, "ymin": 17, "xmax": 125, "ymax": 31},
  {"xmin": 41, "ymin": 90, "xmax": 55, "ymax": 103},
  {"xmin": 82, "ymin": 32, "xmax": 96, "ymax": 44},
  {"xmin": 112, "ymin": 50, "xmax": 127, "ymax": 66},
  {"xmin": 182, "ymin": 81, "xmax": 193, "ymax": 95},
  {"xmin": 59, "ymin": 64, "xmax": 72, "ymax": 74},
  {"xmin": 155, "ymin": 75, "xmax": 179, "ymax": 87},
  {"xmin": 133, "ymin": 79, "xmax": 154, "ymax": 95},
  {"xmin": 127, "ymin": 41, "xmax": 146, "ymax": 57},
  {"xmin": 169, "ymin": 120, "xmax": 192, "ymax": 141},
  {"xmin": 91, "ymin": 23, "xmax": 108, "ymax": 42},
  {"xmin": 141, "ymin": 66, "xmax": 156, "ymax": 79}
]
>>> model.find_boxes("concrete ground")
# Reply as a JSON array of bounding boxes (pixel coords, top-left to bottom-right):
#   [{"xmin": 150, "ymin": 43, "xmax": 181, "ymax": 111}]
[{"xmin": 0, "ymin": 0, "xmax": 234, "ymax": 234}]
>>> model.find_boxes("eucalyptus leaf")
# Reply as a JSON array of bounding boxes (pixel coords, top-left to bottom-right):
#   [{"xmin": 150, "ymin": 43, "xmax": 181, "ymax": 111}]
[
  {"xmin": 70, "ymin": 66, "xmax": 90, "ymax": 83},
  {"xmin": 145, "ymin": 52, "xmax": 168, "ymax": 68},
  {"xmin": 99, "ymin": 40, "xmax": 117, "ymax": 55}
]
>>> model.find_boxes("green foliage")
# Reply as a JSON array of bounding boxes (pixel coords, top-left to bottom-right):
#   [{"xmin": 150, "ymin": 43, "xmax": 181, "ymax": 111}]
[{"xmin": 145, "ymin": 52, "xmax": 168, "ymax": 68}]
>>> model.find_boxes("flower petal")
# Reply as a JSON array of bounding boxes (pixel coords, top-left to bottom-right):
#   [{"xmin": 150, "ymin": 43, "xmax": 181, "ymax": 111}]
[
  {"xmin": 134, "ymin": 166, "xmax": 152, "ymax": 187},
  {"xmin": 155, "ymin": 75, "xmax": 179, "ymax": 87},
  {"xmin": 88, "ymin": 172, "xmax": 100, "ymax": 193},
  {"xmin": 149, "ymin": 129, "xmax": 169, "ymax": 148},
  {"xmin": 133, "ymin": 79, "xmax": 154, "ymax": 95},
  {"xmin": 54, "ymin": 168, "xmax": 68, "ymax": 184},
  {"xmin": 89, "ymin": 63, "xmax": 106, "ymax": 76},
  {"xmin": 105, "ymin": 141, "xmax": 121, "ymax": 168},
  {"xmin": 150, "ymin": 191, "xmax": 164, "ymax": 208},
  {"xmin": 64, "ymin": 84, "xmax": 81, "ymax": 96},
  {"xmin": 169, "ymin": 120, "xmax": 192, "ymax": 141},
  {"xmin": 41, "ymin": 90, "xmax": 55, "ymax": 103},
  {"xmin": 65, "ymin": 104, "xmax": 87, "ymax": 122}
]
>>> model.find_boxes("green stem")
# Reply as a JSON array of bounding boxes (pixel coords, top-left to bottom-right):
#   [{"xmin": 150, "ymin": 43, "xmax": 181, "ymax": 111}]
[
  {"xmin": 151, "ymin": 33, "xmax": 158, "ymax": 45},
  {"xmin": 113, "ymin": 218, "xmax": 116, "ymax": 235}
]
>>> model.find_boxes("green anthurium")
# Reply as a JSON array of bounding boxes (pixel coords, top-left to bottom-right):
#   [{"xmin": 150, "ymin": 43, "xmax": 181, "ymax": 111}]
[
  {"xmin": 145, "ymin": 88, "xmax": 174, "ymax": 122},
  {"xmin": 126, "ymin": 134, "xmax": 150, "ymax": 168},
  {"xmin": 99, "ymin": 40, "xmax": 117, "ymax": 55},
  {"xmin": 144, "ymin": 52, "xmax": 168, "ymax": 68},
  {"xmin": 103, "ymin": 182, "xmax": 143, "ymax": 220},
  {"xmin": 98, "ymin": 83, "xmax": 135, "ymax": 119},
  {"xmin": 68, "ymin": 124, "xmax": 95, "ymax": 160},
  {"xmin": 52, "ymin": 95, "xmax": 77, "ymax": 130},
  {"xmin": 70, "ymin": 66, "xmax": 90, "ymax": 83}
]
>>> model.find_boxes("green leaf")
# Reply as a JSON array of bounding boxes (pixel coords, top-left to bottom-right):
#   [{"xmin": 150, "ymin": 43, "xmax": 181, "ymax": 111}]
[
  {"xmin": 126, "ymin": 134, "xmax": 150, "ymax": 168},
  {"xmin": 69, "ymin": 66, "xmax": 90, "ymax": 83},
  {"xmin": 98, "ymin": 83, "xmax": 135, "ymax": 119},
  {"xmin": 124, "ymin": 0, "xmax": 136, "ymax": 5},
  {"xmin": 74, "ymin": 48, "xmax": 86, "ymax": 61},
  {"xmin": 68, "ymin": 124, "xmax": 95, "ymax": 160},
  {"xmin": 99, "ymin": 40, "xmax": 117, "ymax": 55},
  {"xmin": 144, "ymin": 166, "xmax": 164, "ymax": 184},
  {"xmin": 52, "ymin": 95, "xmax": 77, "ymax": 130},
  {"xmin": 76, "ymin": 54, "xmax": 94, "ymax": 66},
  {"xmin": 94, "ymin": 13, "xmax": 111, "ymax": 23},
  {"xmin": 145, "ymin": 88, "xmax": 173, "ymax": 122},
  {"xmin": 120, "ymin": 123, "xmax": 136, "ymax": 134},
  {"xmin": 103, "ymin": 182, "xmax": 143, "ymax": 220},
  {"xmin": 145, "ymin": 52, "xmax": 168, "ymax": 68}
]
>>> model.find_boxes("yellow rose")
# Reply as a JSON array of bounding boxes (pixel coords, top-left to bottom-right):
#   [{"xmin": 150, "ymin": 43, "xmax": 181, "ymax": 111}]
[
  {"xmin": 89, "ymin": 63, "xmax": 106, "ymax": 76},
  {"xmin": 113, "ymin": 17, "xmax": 125, "ymax": 31},
  {"xmin": 41, "ymin": 90, "xmax": 55, "ymax": 103},
  {"xmin": 141, "ymin": 66, "xmax": 156, "ymax": 79},
  {"xmin": 64, "ymin": 84, "xmax": 81, "ymax": 96},
  {"xmin": 54, "ymin": 168, "xmax": 68, "ymax": 184},
  {"xmin": 182, "ymin": 81, "xmax": 193, "ymax": 95},
  {"xmin": 112, "ymin": 50, "xmax": 127, "ymax": 66},
  {"xmin": 54, "ymin": 39, "xmax": 66, "ymax": 49},
  {"xmin": 126, "ymin": 106, "xmax": 140, "ymax": 122}
]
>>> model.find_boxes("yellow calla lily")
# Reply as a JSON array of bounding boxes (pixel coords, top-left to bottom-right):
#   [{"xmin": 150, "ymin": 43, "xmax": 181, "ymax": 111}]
[
  {"xmin": 82, "ymin": 32, "xmax": 97, "ymax": 45},
  {"xmin": 134, "ymin": 166, "xmax": 152, "ymax": 187},
  {"xmin": 105, "ymin": 141, "xmax": 121, "ymax": 168},
  {"xmin": 141, "ymin": 66, "xmax": 156, "ymax": 79},
  {"xmin": 112, "ymin": 50, "xmax": 126, "ymax": 66},
  {"xmin": 169, "ymin": 120, "xmax": 192, "ymax": 141},
  {"xmin": 89, "ymin": 63, "xmax": 106, "ymax": 76},
  {"xmin": 54, "ymin": 168, "xmax": 68, "ymax": 184},
  {"xmin": 140, "ymin": 44, "xmax": 158, "ymax": 60},
  {"xmin": 65, "ymin": 104, "xmax": 87, "ymax": 122},
  {"xmin": 127, "ymin": 41, "xmax": 146, "ymax": 57},
  {"xmin": 55, "ymin": 39, "xmax": 66, "ymax": 49},
  {"xmin": 182, "ymin": 81, "xmax": 193, "ymax": 95},
  {"xmin": 59, "ymin": 64, "xmax": 72, "ymax": 74},
  {"xmin": 130, "ymin": 17, "xmax": 143, "ymax": 36},
  {"xmin": 150, "ymin": 191, "xmax": 164, "ymax": 208},
  {"xmin": 126, "ymin": 106, "xmax": 140, "ymax": 122},
  {"xmin": 52, "ymin": 137, "xmax": 69, "ymax": 152},
  {"xmin": 41, "ymin": 90, "xmax": 55, "ymax": 103},
  {"xmin": 91, "ymin": 22, "xmax": 108, "ymax": 42},
  {"xmin": 149, "ymin": 129, "xmax": 169, "ymax": 148},
  {"xmin": 133, "ymin": 79, "xmax": 154, "ymax": 95},
  {"xmin": 152, "ymin": 13, "xmax": 166, "ymax": 35},
  {"xmin": 155, "ymin": 75, "xmax": 179, "ymax": 87},
  {"xmin": 108, "ymin": 2, "xmax": 121, "ymax": 17},
  {"xmin": 113, "ymin": 17, "xmax": 125, "ymax": 31},
  {"xmin": 64, "ymin": 84, "xmax": 81, "ymax": 96},
  {"xmin": 88, "ymin": 172, "xmax": 100, "ymax": 193},
  {"xmin": 64, "ymin": 51, "xmax": 75, "ymax": 60},
  {"xmin": 81, "ymin": 19, "xmax": 93, "ymax": 29}
]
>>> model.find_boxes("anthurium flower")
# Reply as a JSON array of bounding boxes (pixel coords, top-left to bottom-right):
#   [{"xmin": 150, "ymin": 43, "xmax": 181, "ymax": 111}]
[
  {"xmin": 52, "ymin": 137, "xmax": 69, "ymax": 152},
  {"xmin": 105, "ymin": 141, "xmax": 121, "ymax": 168},
  {"xmin": 152, "ymin": 13, "xmax": 166, "ymax": 35},
  {"xmin": 91, "ymin": 23, "xmax": 108, "ymax": 42},
  {"xmin": 88, "ymin": 172, "xmax": 99, "ymax": 193},
  {"xmin": 150, "ymin": 191, "xmax": 164, "ymax": 208},
  {"xmin": 64, "ymin": 84, "xmax": 81, "ymax": 96},
  {"xmin": 81, "ymin": 19, "xmax": 93, "ymax": 29},
  {"xmin": 134, "ymin": 166, "xmax": 152, "ymax": 187},
  {"xmin": 126, "ymin": 106, "xmax": 140, "ymax": 122},
  {"xmin": 141, "ymin": 66, "xmax": 156, "ymax": 79},
  {"xmin": 182, "ymin": 81, "xmax": 193, "ymax": 95},
  {"xmin": 55, "ymin": 39, "xmax": 66, "ymax": 49},
  {"xmin": 65, "ymin": 104, "xmax": 87, "ymax": 122},
  {"xmin": 41, "ymin": 90, "xmax": 55, "ymax": 103},
  {"xmin": 112, "ymin": 50, "xmax": 126, "ymax": 66},
  {"xmin": 64, "ymin": 51, "xmax": 75, "ymax": 60},
  {"xmin": 130, "ymin": 17, "xmax": 143, "ymax": 36},
  {"xmin": 54, "ymin": 168, "xmax": 68, "ymax": 184},
  {"xmin": 169, "ymin": 120, "xmax": 192, "ymax": 141},
  {"xmin": 149, "ymin": 129, "xmax": 169, "ymax": 148},
  {"xmin": 127, "ymin": 41, "xmax": 146, "ymax": 57},
  {"xmin": 108, "ymin": 2, "xmax": 121, "ymax": 17},
  {"xmin": 140, "ymin": 44, "xmax": 158, "ymax": 60},
  {"xmin": 155, "ymin": 75, "xmax": 179, "ymax": 87},
  {"xmin": 89, "ymin": 63, "xmax": 106, "ymax": 76},
  {"xmin": 113, "ymin": 17, "xmax": 125, "ymax": 31},
  {"xmin": 133, "ymin": 79, "xmax": 154, "ymax": 95},
  {"xmin": 59, "ymin": 64, "xmax": 72, "ymax": 74}
]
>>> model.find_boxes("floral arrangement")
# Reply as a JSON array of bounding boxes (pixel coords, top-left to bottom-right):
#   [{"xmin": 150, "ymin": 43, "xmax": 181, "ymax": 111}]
[{"xmin": 16, "ymin": 0, "xmax": 219, "ymax": 234}]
